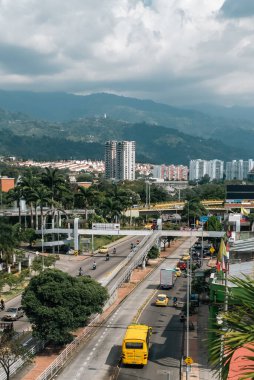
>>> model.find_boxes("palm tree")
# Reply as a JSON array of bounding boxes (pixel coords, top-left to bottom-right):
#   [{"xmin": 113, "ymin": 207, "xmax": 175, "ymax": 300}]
[
  {"xmin": 30, "ymin": 185, "xmax": 52, "ymax": 229},
  {"xmin": 100, "ymin": 198, "xmax": 122, "ymax": 222},
  {"xmin": 7, "ymin": 185, "xmax": 23, "ymax": 225},
  {"xmin": 74, "ymin": 186, "xmax": 98, "ymax": 219},
  {"xmin": 0, "ymin": 220, "xmax": 18, "ymax": 267},
  {"xmin": 41, "ymin": 168, "xmax": 67, "ymax": 204},
  {"xmin": 209, "ymin": 275, "xmax": 254, "ymax": 379},
  {"xmin": 18, "ymin": 170, "xmax": 40, "ymax": 228}
]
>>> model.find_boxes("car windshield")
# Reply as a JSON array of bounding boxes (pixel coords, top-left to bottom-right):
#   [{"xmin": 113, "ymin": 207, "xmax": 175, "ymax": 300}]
[
  {"xmin": 157, "ymin": 296, "xmax": 166, "ymax": 301},
  {"xmin": 6, "ymin": 308, "xmax": 17, "ymax": 313}
]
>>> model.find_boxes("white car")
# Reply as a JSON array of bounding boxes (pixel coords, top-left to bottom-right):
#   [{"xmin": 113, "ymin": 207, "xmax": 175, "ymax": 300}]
[{"xmin": 2, "ymin": 307, "xmax": 24, "ymax": 321}]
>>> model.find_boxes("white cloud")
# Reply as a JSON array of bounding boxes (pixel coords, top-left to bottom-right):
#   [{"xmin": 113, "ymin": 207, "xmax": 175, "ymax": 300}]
[{"xmin": 0, "ymin": 0, "xmax": 253, "ymax": 106}]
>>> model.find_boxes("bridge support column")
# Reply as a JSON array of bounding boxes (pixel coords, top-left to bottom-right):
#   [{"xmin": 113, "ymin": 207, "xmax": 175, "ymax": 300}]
[
  {"xmin": 142, "ymin": 258, "xmax": 146, "ymax": 269},
  {"xmin": 28, "ymin": 254, "xmax": 32, "ymax": 268},
  {"xmin": 74, "ymin": 218, "xmax": 79, "ymax": 251}
]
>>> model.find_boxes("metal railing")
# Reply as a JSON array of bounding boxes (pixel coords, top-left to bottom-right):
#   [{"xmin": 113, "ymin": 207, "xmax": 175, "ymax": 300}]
[
  {"xmin": 35, "ymin": 313, "xmax": 102, "ymax": 380},
  {"xmin": 35, "ymin": 232, "xmax": 161, "ymax": 380},
  {"xmin": 0, "ymin": 341, "xmax": 43, "ymax": 380}
]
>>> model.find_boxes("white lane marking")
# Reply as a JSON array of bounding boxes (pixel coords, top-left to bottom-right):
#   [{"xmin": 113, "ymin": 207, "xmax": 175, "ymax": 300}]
[{"xmin": 23, "ymin": 337, "xmax": 33, "ymax": 346}]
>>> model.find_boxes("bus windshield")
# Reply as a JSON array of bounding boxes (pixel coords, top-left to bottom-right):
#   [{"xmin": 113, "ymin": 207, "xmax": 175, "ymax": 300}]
[{"xmin": 126, "ymin": 342, "xmax": 143, "ymax": 349}]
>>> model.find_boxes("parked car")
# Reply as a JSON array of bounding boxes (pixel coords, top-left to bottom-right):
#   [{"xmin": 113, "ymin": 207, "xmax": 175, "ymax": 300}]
[
  {"xmin": 2, "ymin": 307, "xmax": 24, "ymax": 321},
  {"xmin": 98, "ymin": 246, "xmax": 109, "ymax": 254},
  {"xmin": 155, "ymin": 294, "xmax": 169, "ymax": 307}
]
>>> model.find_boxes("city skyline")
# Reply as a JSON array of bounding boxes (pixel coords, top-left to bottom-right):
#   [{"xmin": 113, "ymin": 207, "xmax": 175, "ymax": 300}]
[{"xmin": 0, "ymin": 1, "xmax": 254, "ymax": 106}]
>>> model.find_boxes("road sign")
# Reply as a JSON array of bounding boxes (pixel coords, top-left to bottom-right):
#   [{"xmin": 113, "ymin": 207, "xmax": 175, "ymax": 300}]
[
  {"xmin": 185, "ymin": 356, "xmax": 193, "ymax": 365},
  {"xmin": 210, "ymin": 247, "xmax": 215, "ymax": 254},
  {"xmin": 200, "ymin": 216, "xmax": 209, "ymax": 223}
]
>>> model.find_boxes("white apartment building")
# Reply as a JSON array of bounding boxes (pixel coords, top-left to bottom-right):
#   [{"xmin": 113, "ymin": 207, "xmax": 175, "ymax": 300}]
[
  {"xmin": 105, "ymin": 140, "xmax": 136, "ymax": 181},
  {"xmin": 225, "ymin": 159, "xmax": 254, "ymax": 180},
  {"xmin": 189, "ymin": 159, "xmax": 224, "ymax": 181}
]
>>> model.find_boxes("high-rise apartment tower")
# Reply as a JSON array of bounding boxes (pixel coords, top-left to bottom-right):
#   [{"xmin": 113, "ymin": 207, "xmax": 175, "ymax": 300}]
[{"xmin": 105, "ymin": 140, "xmax": 136, "ymax": 181}]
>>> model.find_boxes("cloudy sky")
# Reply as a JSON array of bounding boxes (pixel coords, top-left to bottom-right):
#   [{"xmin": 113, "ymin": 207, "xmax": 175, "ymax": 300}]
[{"xmin": 0, "ymin": 0, "xmax": 254, "ymax": 106}]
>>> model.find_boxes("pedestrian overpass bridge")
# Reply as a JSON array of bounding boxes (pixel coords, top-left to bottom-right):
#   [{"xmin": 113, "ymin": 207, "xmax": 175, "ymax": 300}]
[{"xmin": 36, "ymin": 218, "xmax": 225, "ymax": 250}]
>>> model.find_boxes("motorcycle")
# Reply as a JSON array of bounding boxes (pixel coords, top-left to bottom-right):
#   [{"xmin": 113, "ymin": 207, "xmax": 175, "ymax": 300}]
[
  {"xmin": 113, "ymin": 248, "xmax": 116, "ymax": 254},
  {"xmin": 92, "ymin": 263, "xmax": 96, "ymax": 270},
  {"xmin": 106, "ymin": 254, "xmax": 109, "ymax": 261},
  {"xmin": 180, "ymin": 313, "xmax": 186, "ymax": 322}
]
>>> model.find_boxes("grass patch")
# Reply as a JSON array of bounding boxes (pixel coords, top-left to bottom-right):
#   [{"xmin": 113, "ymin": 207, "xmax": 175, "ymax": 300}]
[{"xmin": 93, "ymin": 235, "xmax": 124, "ymax": 251}]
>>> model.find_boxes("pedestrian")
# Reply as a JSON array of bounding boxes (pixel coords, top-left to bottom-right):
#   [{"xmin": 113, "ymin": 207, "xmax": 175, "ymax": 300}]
[{"xmin": 0, "ymin": 298, "xmax": 5, "ymax": 310}]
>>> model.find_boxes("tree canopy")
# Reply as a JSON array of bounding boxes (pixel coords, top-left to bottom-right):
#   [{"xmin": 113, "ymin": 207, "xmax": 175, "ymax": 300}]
[
  {"xmin": 209, "ymin": 275, "xmax": 254, "ymax": 379},
  {"xmin": 22, "ymin": 269, "xmax": 108, "ymax": 345}
]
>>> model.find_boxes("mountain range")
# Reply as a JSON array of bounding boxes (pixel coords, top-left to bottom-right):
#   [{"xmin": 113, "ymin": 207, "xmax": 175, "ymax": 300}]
[{"xmin": 0, "ymin": 90, "xmax": 253, "ymax": 164}]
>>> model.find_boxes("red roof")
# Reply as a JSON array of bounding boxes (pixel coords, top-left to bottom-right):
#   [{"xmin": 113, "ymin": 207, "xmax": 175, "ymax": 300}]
[{"xmin": 228, "ymin": 346, "xmax": 254, "ymax": 380}]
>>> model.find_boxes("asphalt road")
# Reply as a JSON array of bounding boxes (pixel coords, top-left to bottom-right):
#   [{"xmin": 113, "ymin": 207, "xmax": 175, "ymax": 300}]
[
  {"xmin": 117, "ymin": 277, "xmax": 186, "ymax": 380},
  {"xmin": 56, "ymin": 237, "xmax": 195, "ymax": 380},
  {"xmin": 0, "ymin": 236, "xmax": 139, "ymax": 333}
]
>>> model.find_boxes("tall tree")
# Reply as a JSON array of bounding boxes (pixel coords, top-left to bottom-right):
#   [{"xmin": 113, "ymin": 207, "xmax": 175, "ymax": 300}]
[
  {"xmin": 22, "ymin": 269, "xmax": 108, "ymax": 345},
  {"xmin": 0, "ymin": 332, "xmax": 31, "ymax": 380},
  {"xmin": 209, "ymin": 275, "xmax": 254, "ymax": 380},
  {"xmin": 41, "ymin": 168, "xmax": 67, "ymax": 205},
  {"xmin": 18, "ymin": 170, "xmax": 40, "ymax": 228},
  {"xmin": 0, "ymin": 220, "xmax": 18, "ymax": 267}
]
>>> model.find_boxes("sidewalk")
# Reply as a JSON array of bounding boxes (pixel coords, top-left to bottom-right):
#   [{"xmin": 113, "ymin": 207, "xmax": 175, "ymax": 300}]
[
  {"xmin": 183, "ymin": 259, "xmax": 215, "ymax": 380},
  {"xmin": 185, "ymin": 304, "xmax": 215, "ymax": 380}
]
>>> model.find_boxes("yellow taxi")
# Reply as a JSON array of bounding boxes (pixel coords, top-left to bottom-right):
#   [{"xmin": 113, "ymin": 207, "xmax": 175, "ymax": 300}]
[
  {"xmin": 182, "ymin": 254, "xmax": 190, "ymax": 261},
  {"xmin": 98, "ymin": 246, "xmax": 109, "ymax": 254},
  {"xmin": 155, "ymin": 294, "xmax": 169, "ymax": 307},
  {"xmin": 174, "ymin": 267, "xmax": 182, "ymax": 277}
]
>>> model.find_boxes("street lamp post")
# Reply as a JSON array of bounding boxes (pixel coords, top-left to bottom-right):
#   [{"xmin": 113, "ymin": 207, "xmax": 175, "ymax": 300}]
[
  {"xmin": 130, "ymin": 197, "xmax": 132, "ymax": 226},
  {"xmin": 201, "ymin": 221, "xmax": 204, "ymax": 267},
  {"xmin": 186, "ymin": 256, "xmax": 190, "ymax": 380},
  {"xmin": 145, "ymin": 181, "xmax": 151, "ymax": 209}
]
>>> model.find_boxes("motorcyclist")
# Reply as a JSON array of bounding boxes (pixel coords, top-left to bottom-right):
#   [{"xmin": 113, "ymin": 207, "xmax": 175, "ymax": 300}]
[
  {"xmin": 113, "ymin": 247, "xmax": 116, "ymax": 254},
  {"xmin": 173, "ymin": 297, "xmax": 178, "ymax": 307},
  {"xmin": 106, "ymin": 253, "xmax": 110, "ymax": 261},
  {"xmin": 92, "ymin": 261, "xmax": 96, "ymax": 270},
  {"xmin": 0, "ymin": 299, "xmax": 5, "ymax": 310},
  {"xmin": 78, "ymin": 267, "xmax": 83, "ymax": 276}
]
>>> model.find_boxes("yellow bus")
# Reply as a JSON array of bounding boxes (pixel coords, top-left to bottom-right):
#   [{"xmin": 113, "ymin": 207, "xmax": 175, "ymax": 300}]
[{"xmin": 122, "ymin": 324, "xmax": 152, "ymax": 366}]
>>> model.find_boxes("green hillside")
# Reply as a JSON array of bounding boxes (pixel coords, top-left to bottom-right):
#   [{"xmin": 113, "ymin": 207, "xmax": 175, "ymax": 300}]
[{"xmin": 0, "ymin": 113, "xmax": 246, "ymax": 164}]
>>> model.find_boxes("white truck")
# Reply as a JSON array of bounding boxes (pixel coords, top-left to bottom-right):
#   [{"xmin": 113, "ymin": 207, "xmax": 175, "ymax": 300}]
[{"xmin": 160, "ymin": 268, "xmax": 176, "ymax": 289}]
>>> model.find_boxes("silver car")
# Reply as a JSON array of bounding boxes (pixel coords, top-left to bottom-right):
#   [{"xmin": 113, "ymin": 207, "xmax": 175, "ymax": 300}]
[{"xmin": 2, "ymin": 307, "xmax": 24, "ymax": 321}]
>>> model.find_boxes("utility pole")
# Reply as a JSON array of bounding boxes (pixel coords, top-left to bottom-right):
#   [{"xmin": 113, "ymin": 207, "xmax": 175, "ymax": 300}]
[{"xmin": 186, "ymin": 256, "xmax": 190, "ymax": 380}]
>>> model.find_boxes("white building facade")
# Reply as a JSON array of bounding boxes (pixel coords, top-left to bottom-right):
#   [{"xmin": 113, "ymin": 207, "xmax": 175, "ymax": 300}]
[
  {"xmin": 225, "ymin": 159, "xmax": 254, "ymax": 180},
  {"xmin": 189, "ymin": 159, "xmax": 224, "ymax": 181}
]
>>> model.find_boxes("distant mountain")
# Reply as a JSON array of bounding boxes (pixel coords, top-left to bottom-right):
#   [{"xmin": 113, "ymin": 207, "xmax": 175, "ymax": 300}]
[
  {"xmin": 185, "ymin": 103, "xmax": 254, "ymax": 123},
  {"xmin": 0, "ymin": 112, "xmax": 247, "ymax": 164},
  {"xmin": 0, "ymin": 90, "xmax": 253, "ymax": 163}
]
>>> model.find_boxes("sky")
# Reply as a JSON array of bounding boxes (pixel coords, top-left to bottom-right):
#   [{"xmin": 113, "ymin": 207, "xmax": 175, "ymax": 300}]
[{"xmin": 0, "ymin": 0, "xmax": 254, "ymax": 106}]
